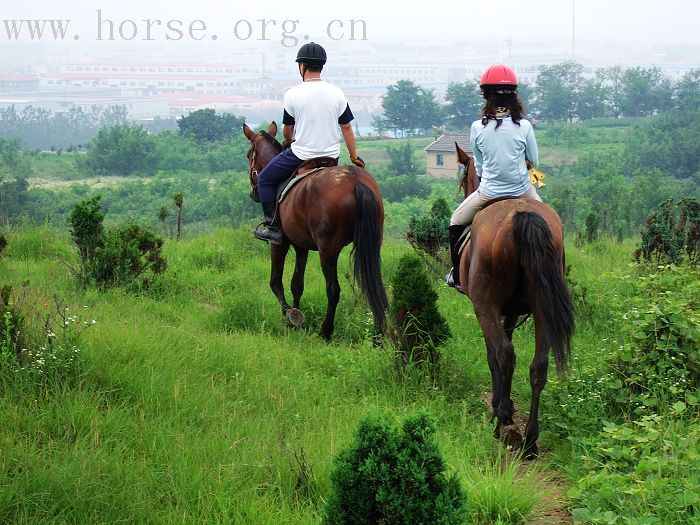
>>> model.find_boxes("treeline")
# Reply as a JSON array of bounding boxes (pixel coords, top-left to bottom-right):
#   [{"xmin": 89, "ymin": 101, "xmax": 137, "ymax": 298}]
[
  {"xmin": 0, "ymin": 105, "xmax": 129, "ymax": 151},
  {"xmin": 375, "ymin": 62, "xmax": 700, "ymax": 135},
  {"xmin": 0, "ymin": 109, "xmax": 256, "ymax": 227}
]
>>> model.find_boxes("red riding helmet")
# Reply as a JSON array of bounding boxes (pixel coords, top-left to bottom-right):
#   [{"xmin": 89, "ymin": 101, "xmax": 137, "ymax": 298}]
[{"xmin": 480, "ymin": 64, "xmax": 518, "ymax": 90}]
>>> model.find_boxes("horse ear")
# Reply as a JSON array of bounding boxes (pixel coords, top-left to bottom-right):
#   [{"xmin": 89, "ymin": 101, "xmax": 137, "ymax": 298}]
[
  {"xmin": 243, "ymin": 123, "xmax": 256, "ymax": 141},
  {"xmin": 455, "ymin": 142, "xmax": 472, "ymax": 165},
  {"xmin": 268, "ymin": 121, "xmax": 278, "ymax": 137}
]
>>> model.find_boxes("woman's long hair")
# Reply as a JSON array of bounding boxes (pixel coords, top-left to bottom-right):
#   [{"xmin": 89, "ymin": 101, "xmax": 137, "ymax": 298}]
[{"xmin": 481, "ymin": 88, "xmax": 525, "ymax": 129}]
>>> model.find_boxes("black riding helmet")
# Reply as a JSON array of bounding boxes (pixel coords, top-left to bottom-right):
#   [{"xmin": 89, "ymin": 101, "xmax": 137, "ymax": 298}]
[{"xmin": 295, "ymin": 42, "xmax": 327, "ymax": 67}]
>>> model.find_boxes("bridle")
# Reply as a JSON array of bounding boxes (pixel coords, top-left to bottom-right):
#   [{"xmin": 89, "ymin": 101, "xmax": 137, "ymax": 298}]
[{"xmin": 248, "ymin": 142, "xmax": 260, "ymax": 202}]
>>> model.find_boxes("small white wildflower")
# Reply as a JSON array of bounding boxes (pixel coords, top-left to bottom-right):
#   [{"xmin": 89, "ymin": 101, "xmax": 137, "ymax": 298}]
[{"xmin": 91, "ymin": 320, "xmax": 96, "ymax": 325}]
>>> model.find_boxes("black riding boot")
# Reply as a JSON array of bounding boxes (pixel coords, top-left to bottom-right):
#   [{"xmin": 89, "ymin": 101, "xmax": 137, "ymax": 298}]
[
  {"xmin": 445, "ymin": 224, "xmax": 465, "ymax": 292},
  {"xmin": 253, "ymin": 201, "xmax": 284, "ymax": 245}
]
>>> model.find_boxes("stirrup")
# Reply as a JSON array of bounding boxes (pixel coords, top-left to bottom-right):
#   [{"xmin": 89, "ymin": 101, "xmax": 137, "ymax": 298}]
[
  {"xmin": 444, "ymin": 268, "xmax": 463, "ymax": 294},
  {"xmin": 252, "ymin": 223, "xmax": 284, "ymax": 245}
]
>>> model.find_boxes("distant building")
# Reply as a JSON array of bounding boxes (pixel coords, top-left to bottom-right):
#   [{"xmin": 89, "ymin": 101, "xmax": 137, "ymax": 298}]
[
  {"xmin": 424, "ymin": 132, "xmax": 472, "ymax": 178},
  {"xmin": 0, "ymin": 75, "xmax": 40, "ymax": 93}
]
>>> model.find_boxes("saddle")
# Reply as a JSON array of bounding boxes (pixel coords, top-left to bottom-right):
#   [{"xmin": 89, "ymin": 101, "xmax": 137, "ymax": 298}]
[
  {"xmin": 276, "ymin": 156, "xmax": 339, "ymax": 203},
  {"xmin": 457, "ymin": 195, "xmax": 523, "ymax": 255}
]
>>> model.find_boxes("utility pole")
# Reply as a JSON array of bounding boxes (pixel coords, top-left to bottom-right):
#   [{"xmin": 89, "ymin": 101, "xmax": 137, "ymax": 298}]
[{"xmin": 572, "ymin": 0, "xmax": 576, "ymax": 59}]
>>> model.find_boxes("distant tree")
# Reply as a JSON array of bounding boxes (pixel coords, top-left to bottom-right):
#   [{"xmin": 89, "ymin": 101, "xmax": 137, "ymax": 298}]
[
  {"xmin": 81, "ymin": 124, "xmax": 156, "ymax": 176},
  {"xmin": 444, "ymin": 80, "xmax": 482, "ymax": 129},
  {"xmin": 534, "ymin": 61, "xmax": 584, "ymax": 122},
  {"xmin": 620, "ymin": 67, "xmax": 671, "ymax": 117},
  {"xmin": 578, "ymin": 72, "xmax": 610, "ymax": 120},
  {"xmin": 386, "ymin": 141, "xmax": 417, "ymax": 176},
  {"xmin": 674, "ymin": 69, "xmax": 700, "ymax": 110},
  {"xmin": 623, "ymin": 108, "xmax": 700, "ymax": 180},
  {"xmin": 177, "ymin": 109, "xmax": 244, "ymax": 143},
  {"xmin": 0, "ymin": 137, "xmax": 32, "ymax": 221},
  {"xmin": 599, "ymin": 65, "xmax": 626, "ymax": 118},
  {"xmin": 382, "ymin": 80, "xmax": 443, "ymax": 135},
  {"xmin": 370, "ymin": 114, "xmax": 389, "ymax": 135},
  {"xmin": 517, "ymin": 82, "xmax": 535, "ymax": 115}
]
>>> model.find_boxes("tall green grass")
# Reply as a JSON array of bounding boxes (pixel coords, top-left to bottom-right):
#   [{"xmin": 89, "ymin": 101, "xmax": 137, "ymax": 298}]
[{"xmin": 0, "ymin": 227, "xmax": 548, "ymax": 524}]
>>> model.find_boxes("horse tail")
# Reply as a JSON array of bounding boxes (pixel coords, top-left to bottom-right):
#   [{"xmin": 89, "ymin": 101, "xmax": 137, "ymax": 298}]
[
  {"xmin": 352, "ymin": 182, "xmax": 389, "ymax": 334},
  {"xmin": 513, "ymin": 212, "xmax": 575, "ymax": 374}
]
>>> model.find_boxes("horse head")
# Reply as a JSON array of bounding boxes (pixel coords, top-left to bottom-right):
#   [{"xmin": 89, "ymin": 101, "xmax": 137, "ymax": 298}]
[
  {"xmin": 455, "ymin": 142, "xmax": 479, "ymax": 199},
  {"xmin": 243, "ymin": 121, "xmax": 281, "ymax": 203}
]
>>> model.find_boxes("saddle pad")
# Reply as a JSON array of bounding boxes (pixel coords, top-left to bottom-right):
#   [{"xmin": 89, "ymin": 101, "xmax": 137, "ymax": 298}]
[{"xmin": 278, "ymin": 167, "xmax": 324, "ymax": 203}]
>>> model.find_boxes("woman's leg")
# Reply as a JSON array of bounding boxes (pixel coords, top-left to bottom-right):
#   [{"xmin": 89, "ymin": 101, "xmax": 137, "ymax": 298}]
[{"xmin": 450, "ymin": 190, "xmax": 491, "ymax": 226}]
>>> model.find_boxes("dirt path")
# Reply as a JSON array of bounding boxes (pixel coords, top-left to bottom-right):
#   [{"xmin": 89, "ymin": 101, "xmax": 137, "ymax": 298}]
[{"xmin": 481, "ymin": 391, "xmax": 573, "ymax": 525}]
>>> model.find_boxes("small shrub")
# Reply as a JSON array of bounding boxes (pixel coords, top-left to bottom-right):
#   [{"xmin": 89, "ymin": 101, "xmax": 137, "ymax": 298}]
[
  {"xmin": 390, "ymin": 254, "xmax": 450, "ymax": 367},
  {"xmin": 68, "ymin": 197, "xmax": 166, "ymax": 288},
  {"xmin": 0, "ymin": 230, "xmax": 6, "ymax": 253},
  {"xmin": 634, "ymin": 196, "xmax": 699, "ymax": 264},
  {"xmin": 407, "ymin": 198, "xmax": 451, "ymax": 257},
  {"xmin": 323, "ymin": 413, "xmax": 467, "ymax": 525},
  {"xmin": 94, "ymin": 224, "xmax": 167, "ymax": 288}
]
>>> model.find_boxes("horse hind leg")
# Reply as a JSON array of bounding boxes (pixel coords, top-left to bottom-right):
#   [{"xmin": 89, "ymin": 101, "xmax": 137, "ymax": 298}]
[{"xmin": 524, "ymin": 319, "xmax": 550, "ymax": 459}]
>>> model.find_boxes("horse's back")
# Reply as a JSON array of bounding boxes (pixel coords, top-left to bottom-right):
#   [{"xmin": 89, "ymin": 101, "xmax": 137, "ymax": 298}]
[
  {"xmin": 462, "ymin": 198, "xmax": 564, "ymax": 311},
  {"xmin": 279, "ymin": 166, "xmax": 383, "ymax": 251}
]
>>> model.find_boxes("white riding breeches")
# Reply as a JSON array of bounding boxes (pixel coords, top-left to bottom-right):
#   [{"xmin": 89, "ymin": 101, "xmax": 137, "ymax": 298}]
[{"xmin": 450, "ymin": 184, "xmax": 543, "ymax": 227}]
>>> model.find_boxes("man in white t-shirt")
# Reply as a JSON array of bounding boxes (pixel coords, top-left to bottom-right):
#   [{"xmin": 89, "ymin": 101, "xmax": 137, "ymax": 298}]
[{"xmin": 253, "ymin": 42, "xmax": 365, "ymax": 244}]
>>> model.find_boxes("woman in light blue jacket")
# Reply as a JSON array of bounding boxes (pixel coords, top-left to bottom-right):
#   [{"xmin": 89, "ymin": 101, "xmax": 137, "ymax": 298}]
[{"xmin": 446, "ymin": 64, "xmax": 542, "ymax": 291}]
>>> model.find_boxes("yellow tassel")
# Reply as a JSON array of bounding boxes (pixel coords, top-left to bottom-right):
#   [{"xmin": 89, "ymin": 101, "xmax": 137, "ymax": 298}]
[{"xmin": 529, "ymin": 167, "xmax": 546, "ymax": 188}]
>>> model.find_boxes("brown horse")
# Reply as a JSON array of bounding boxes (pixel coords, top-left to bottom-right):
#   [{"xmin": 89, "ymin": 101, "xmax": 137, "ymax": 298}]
[
  {"xmin": 455, "ymin": 143, "xmax": 575, "ymax": 458},
  {"xmin": 243, "ymin": 122, "xmax": 388, "ymax": 341}
]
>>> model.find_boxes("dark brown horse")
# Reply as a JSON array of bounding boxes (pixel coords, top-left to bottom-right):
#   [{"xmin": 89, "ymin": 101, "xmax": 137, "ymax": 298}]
[
  {"xmin": 455, "ymin": 143, "xmax": 575, "ymax": 458},
  {"xmin": 243, "ymin": 122, "xmax": 388, "ymax": 341}
]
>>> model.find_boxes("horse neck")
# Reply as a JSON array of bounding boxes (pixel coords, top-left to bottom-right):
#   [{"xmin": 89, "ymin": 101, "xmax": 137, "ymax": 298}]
[
  {"xmin": 256, "ymin": 142, "xmax": 281, "ymax": 169},
  {"xmin": 462, "ymin": 159, "xmax": 480, "ymax": 199}
]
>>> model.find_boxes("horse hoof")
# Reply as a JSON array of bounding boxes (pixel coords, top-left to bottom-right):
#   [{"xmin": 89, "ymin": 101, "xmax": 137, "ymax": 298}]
[{"xmin": 285, "ymin": 308, "xmax": 305, "ymax": 327}]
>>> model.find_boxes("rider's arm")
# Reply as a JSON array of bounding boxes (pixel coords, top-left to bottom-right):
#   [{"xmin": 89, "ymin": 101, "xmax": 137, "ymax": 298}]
[
  {"xmin": 470, "ymin": 122, "xmax": 484, "ymax": 177},
  {"xmin": 282, "ymin": 108, "xmax": 295, "ymax": 148},
  {"xmin": 340, "ymin": 123, "xmax": 358, "ymax": 160},
  {"xmin": 524, "ymin": 122, "xmax": 540, "ymax": 167}
]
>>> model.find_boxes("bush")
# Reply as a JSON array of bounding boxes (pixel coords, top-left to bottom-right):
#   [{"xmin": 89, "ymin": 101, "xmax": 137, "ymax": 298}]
[
  {"xmin": 571, "ymin": 415, "xmax": 700, "ymax": 525},
  {"xmin": 323, "ymin": 413, "xmax": 467, "ymax": 525},
  {"xmin": 635, "ymin": 196, "xmax": 700, "ymax": 264},
  {"xmin": 0, "ymin": 231, "xmax": 6, "ymax": 253},
  {"xmin": 407, "ymin": 198, "xmax": 451, "ymax": 257},
  {"xmin": 390, "ymin": 254, "xmax": 450, "ymax": 367},
  {"xmin": 68, "ymin": 197, "xmax": 166, "ymax": 288}
]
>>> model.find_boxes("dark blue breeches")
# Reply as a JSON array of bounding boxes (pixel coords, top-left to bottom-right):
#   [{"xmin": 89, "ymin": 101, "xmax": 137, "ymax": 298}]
[{"xmin": 257, "ymin": 148, "xmax": 304, "ymax": 203}]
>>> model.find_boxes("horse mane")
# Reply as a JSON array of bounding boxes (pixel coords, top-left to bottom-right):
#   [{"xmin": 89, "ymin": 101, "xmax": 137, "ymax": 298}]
[{"xmin": 259, "ymin": 130, "xmax": 283, "ymax": 151}]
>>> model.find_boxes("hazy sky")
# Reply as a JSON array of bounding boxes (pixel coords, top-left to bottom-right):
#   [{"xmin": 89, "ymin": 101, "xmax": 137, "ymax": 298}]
[{"xmin": 2, "ymin": 0, "xmax": 699, "ymax": 50}]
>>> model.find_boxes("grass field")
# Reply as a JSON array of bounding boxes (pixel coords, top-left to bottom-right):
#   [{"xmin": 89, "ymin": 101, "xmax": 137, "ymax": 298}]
[{"xmin": 4, "ymin": 223, "xmax": 695, "ymax": 524}]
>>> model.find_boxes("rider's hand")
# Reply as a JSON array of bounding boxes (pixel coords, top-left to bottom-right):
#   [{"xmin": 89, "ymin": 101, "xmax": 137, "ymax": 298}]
[
  {"xmin": 351, "ymin": 156, "xmax": 366, "ymax": 169},
  {"xmin": 526, "ymin": 159, "xmax": 533, "ymax": 171},
  {"xmin": 282, "ymin": 138, "xmax": 294, "ymax": 149}
]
